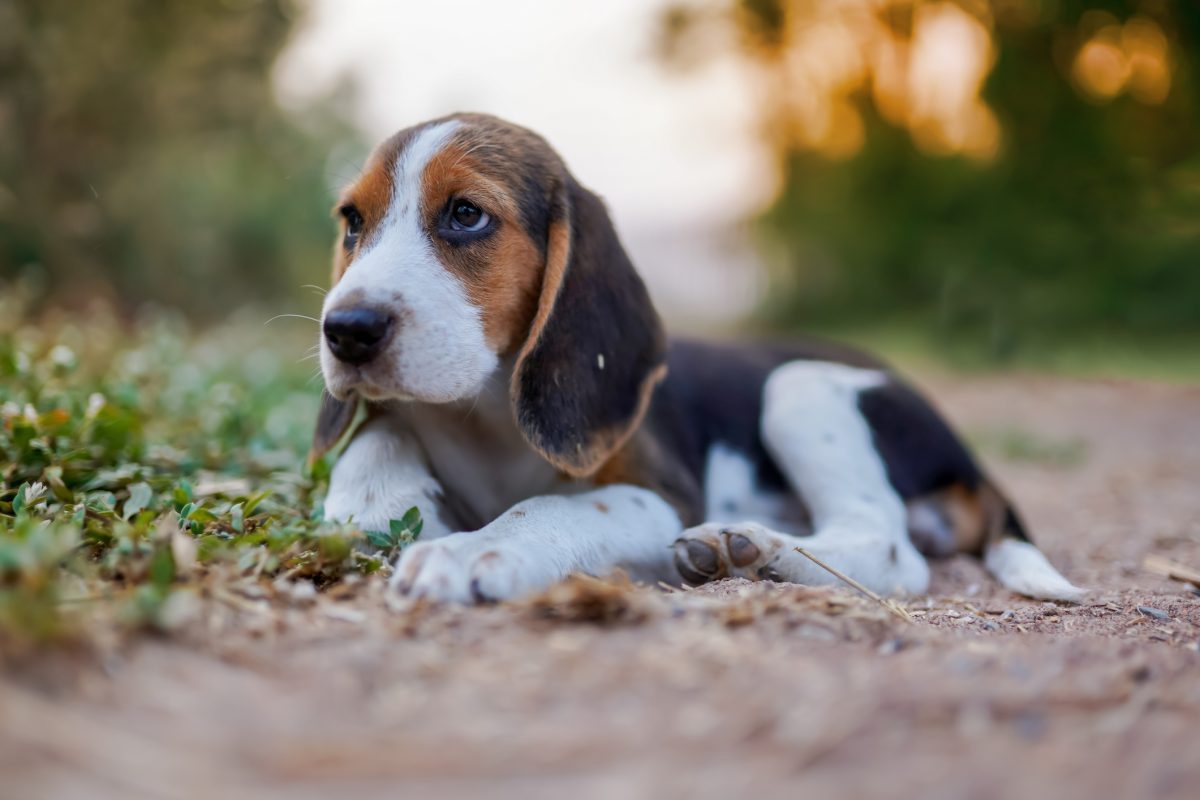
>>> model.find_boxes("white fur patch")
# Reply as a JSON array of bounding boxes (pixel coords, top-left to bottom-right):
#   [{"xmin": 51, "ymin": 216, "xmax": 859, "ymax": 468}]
[
  {"xmin": 321, "ymin": 119, "xmax": 498, "ymax": 403},
  {"xmin": 703, "ymin": 443, "xmax": 800, "ymax": 531},
  {"xmin": 754, "ymin": 360, "xmax": 930, "ymax": 595},
  {"xmin": 402, "ymin": 374, "xmax": 559, "ymax": 526},
  {"xmin": 324, "ymin": 414, "xmax": 452, "ymax": 538},
  {"xmin": 985, "ymin": 538, "xmax": 1085, "ymax": 602},
  {"xmin": 392, "ymin": 485, "xmax": 683, "ymax": 603}
]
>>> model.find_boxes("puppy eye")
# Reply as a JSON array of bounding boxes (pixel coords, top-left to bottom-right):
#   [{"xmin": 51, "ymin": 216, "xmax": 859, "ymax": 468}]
[
  {"xmin": 449, "ymin": 200, "xmax": 489, "ymax": 232},
  {"xmin": 340, "ymin": 205, "xmax": 364, "ymax": 249}
]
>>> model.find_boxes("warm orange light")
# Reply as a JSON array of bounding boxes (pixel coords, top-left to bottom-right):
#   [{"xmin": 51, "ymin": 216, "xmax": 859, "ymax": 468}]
[
  {"xmin": 1071, "ymin": 16, "xmax": 1171, "ymax": 105},
  {"xmin": 1124, "ymin": 16, "xmax": 1171, "ymax": 104},
  {"xmin": 773, "ymin": 0, "xmax": 1000, "ymax": 161},
  {"xmin": 1073, "ymin": 27, "xmax": 1131, "ymax": 100},
  {"xmin": 906, "ymin": 3, "xmax": 998, "ymax": 159}
]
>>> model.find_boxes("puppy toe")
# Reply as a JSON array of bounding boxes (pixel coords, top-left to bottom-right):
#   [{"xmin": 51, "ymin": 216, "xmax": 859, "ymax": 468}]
[
  {"xmin": 467, "ymin": 549, "xmax": 523, "ymax": 602},
  {"xmin": 674, "ymin": 536, "xmax": 726, "ymax": 585},
  {"xmin": 403, "ymin": 547, "xmax": 473, "ymax": 603},
  {"xmin": 389, "ymin": 542, "xmax": 433, "ymax": 594},
  {"xmin": 723, "ymin": 531, "xmax": 762, "ymax": 568}
]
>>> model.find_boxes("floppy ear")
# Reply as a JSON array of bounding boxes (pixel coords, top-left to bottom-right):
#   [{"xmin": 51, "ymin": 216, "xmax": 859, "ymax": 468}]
[
  {"xmin": 512, "ymin": 174, "xmax": 667, "ymax": 478},
  {"xmin": 308, "ymin": 389, "xmax": 359, "ymax": 467}
]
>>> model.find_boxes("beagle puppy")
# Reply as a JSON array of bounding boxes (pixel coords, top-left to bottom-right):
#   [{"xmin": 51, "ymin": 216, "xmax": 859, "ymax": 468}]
[{"xmin": 313, "ymin": 113, "xmax": 1083, "ymax": 604}]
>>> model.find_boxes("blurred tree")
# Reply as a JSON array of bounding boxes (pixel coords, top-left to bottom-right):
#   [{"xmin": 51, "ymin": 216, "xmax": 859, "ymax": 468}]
[
  {"xmin": 0, "ymin": 0, "xmax": 358, "ymax": 318},
  {"xmin": 660, "ymin": 0, "xmax": 1200, "ymax": 359}
]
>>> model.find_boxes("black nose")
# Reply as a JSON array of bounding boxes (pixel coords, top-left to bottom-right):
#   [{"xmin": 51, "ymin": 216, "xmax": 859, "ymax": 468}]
[{"xmin": 323, "ymin": 306, "xmax": 394, "ymax": 365}]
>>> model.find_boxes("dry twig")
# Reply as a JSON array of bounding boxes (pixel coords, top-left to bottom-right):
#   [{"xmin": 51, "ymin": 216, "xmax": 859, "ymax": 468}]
[
  {"xmin": 793, "ymin": 547, "xmax": 913, "ymax": 623},
  {"xmin": 1143, "ymin": 554, "xmax": 1200, "ymax": 589}
]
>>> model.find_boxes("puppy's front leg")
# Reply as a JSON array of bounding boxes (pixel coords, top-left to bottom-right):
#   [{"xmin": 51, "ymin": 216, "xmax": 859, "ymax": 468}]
[
  {"xmin": 323, "ymin": 414, "xmax": 452, "ymax": 538},
  {"xmin": 392, "ymin": 485, "xmax": 683, "ymax": 603}
]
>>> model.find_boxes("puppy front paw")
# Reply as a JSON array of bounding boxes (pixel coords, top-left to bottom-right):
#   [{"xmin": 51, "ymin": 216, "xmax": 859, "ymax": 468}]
[
  {"xmin": 673, "ymin": 522, "xmax": 788, "ymax": 585},
  {"xmin": 390, "ymin": 535, "xmax": 529, "ymax": 604}
]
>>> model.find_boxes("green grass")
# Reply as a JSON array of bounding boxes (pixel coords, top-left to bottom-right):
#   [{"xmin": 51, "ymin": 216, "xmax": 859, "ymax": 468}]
[
  {"xmin": 0, "ymin": 302, "xmax": 421, "ymax": 648},
  {"xmin": 4, "ymin": 290, "xmax": 1190, "ymax": 649},
  {"xmin": 966, "ymin": 428, "xmax": 1088, "ymax": 470}
]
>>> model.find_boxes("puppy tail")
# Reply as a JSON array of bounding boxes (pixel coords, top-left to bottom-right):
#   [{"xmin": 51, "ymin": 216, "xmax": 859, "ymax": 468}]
[{"xmin": 980, "ymin": 483, "xmax": 1086, "ymax": 603}]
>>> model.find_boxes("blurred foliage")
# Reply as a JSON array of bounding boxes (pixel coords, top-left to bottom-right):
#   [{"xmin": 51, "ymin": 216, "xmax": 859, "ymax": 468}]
[
  {"xmin": 0, "ymin": 0, "xmax": 357, "ymax": 318},
  {"xmin": 661, "ymin": 0, "xmax": 1200, "ymax": 361},
  {"xmin": 0, "ymin": 286, "xmax": 416, "ymax": 648}
]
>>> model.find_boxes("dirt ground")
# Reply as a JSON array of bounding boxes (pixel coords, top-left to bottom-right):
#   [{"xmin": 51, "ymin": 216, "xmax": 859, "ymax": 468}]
[{"xmin": 3, "ymin": 375, "xmax": 1199, "ymax": 800}]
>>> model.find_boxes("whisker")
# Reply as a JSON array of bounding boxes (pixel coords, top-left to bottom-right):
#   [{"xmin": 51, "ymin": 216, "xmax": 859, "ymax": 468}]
[
  {"xmin": 301, "ymin": 284, "xmax": 327, "ymax": 296},
  {"xmin": 461, "ymin": 367, "xmax": 498, "ymax": 420},
  {"xmin": 328, "ymin": 168, "xmax": 361, "ymax": 184},
  {"xmin": 265, "ymin": 313, "xmax": 321, "ymax": 326}
]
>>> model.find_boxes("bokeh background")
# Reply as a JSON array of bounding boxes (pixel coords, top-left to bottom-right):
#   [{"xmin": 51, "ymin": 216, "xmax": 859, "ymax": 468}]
[{"xmin": 3, "ymin": 0, "xmax": 1198, "ymax": 375}]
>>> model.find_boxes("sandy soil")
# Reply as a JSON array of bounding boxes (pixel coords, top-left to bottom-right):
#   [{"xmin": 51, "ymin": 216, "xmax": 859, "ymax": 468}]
[{"xmin": 3, "ymin": 375, "xmax": 1199, "ymax": 800}]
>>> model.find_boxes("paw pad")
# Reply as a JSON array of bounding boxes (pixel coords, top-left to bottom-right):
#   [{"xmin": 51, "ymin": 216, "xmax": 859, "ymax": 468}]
[
  {"xmin": 723, "ymin": 530, "xmax": 761, "ymax": 567},
  {"xmin": 674, "ymin": 537, "xmax": 726, "ymax": 585}
]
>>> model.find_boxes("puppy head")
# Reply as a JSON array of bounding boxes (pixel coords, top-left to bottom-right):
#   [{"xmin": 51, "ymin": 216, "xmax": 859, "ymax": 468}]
[{"xmin": 314, "ymin": 114, "xmax": 665, "ymax": 477}]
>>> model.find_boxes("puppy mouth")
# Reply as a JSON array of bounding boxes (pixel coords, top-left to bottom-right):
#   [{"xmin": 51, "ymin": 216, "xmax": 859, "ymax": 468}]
[
  {"xmin": 324, "ymin": 366, "xmax": 414, "ymax": 403},
  {"xmin": 320, "ymin": 340, "xmax": 493, "ymax": 405},
  {"xmin": 324, "ymin": 357, "xmax": 422, "ymax": 402},
  {"xmin": 355, "ymin": 382, "xmax": 416, "ymax": 403}
]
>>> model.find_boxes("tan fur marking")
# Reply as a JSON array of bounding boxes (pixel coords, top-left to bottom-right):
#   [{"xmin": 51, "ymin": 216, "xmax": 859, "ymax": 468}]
[
  {"xmin": 331, "ymin": 158, "xmax": 395, "ymax": 284},
  {"xmin": 515, "ymin": 216, "xmax": 572, "ymax": 370},
  {"xmin": 938, "ymin": 483, "xmax": 987, "ymax": 554},
  {"xmin": 476, "ymin": 223, "xmax": 542, "ymax": 353},
  {"xmin": 510, "ymin": 205, "xmax": 667, "ymax": 478},
  {"xmin": 592, "ymin": 427, "xmax": 698, "ymax": 525},
  {"xmin": 977, "ymin": 481, "xmax": 1017, "ymax": 550},
  {"xmin": 419, "ymin": 139, "xmax": 543, "ymax": 354},
  {"xmin": 539, "ymin": 358, "xmax": 668, "ymax": 482},
  {"xmin": 564, "ymin": 362, "xmax": 668, "ymax": 479}
]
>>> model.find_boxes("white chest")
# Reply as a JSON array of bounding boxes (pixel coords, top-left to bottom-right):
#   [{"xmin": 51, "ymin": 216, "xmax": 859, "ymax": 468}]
[{"xmin": 399, "ymin": 383, "xmax": 561, "ymax": 527}]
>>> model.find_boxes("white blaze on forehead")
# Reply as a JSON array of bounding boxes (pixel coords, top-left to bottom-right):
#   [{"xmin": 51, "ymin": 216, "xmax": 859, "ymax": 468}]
[
  {"xmin": 388, "ymin": 119, "xmax": 461, "ymax": 226},
  {"xmin": 321, "ymin": 119, "xmax": 498, "ymax": 403}
]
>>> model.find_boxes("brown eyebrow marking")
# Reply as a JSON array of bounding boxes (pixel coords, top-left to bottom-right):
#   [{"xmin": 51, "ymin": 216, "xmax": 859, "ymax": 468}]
[
  {"xmin": 418, "ymin": 137, "xmax": 521, "ymax": 223},
  {"xmin": 419, "ymin": 129, "xmax": 542, "ymax": 355},
  {"xmin": 328, "ymin": 127, "xmax": 423, "ymax": 284}
]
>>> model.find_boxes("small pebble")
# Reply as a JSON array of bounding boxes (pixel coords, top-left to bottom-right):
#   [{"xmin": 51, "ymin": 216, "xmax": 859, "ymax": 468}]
[
  {"xmin": 982, "ymin": 621, "xmax": 999, "ymax": 632},
  {"xmin": 323, "ymin": 605, "xmax": 366, "ymax": 624},
  {"xmin": 282, "ymin": 580, "xmax": 317, "ymax": 605},
  {"xmin": 1013, "ymin": 711, "xmax": 1047, "ymax": 741},
  {"xmin": 1137, "ymin": 605, "xmax": 1171, "ymax": 621},
  {"xmin": 999, "ymin": 610, "xmax": 1015, "ymax": 621}
]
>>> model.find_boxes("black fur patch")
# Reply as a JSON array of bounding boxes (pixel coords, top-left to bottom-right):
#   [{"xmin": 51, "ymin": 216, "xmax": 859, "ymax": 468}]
[
  {"xmin": 856, "ymin": 380, "xmax": 985, "ymax": 499},
  {"xmin": 310, "ymin": 390, "xmax": 358, "ymax": 464},
  {"xmin": 516, "ymin": 169, "xmax": 552, "ymax": 257},
  {"xmin": 514, "ymin": 176, "xmax": 666, "ymax": 476},
  {"xmin": 643, "ymin": 337, "xmax": 890, "ymax": 504},
  {"xmin": 639, "ymin": 338, "xmax": 1000, "ymax": 527}
]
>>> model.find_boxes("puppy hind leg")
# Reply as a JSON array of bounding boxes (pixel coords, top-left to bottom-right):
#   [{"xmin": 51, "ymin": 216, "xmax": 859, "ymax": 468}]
[
  {"xmin": 675, "ymin": 520, "xmax": 929, "ymax": 595},
  {"xmin": 679, "ymin": 361, "xmax": 931, "ymax": 595},
  {"xmin": 756, "ymin": 362, "xmax": 931, "ymax": 594}
]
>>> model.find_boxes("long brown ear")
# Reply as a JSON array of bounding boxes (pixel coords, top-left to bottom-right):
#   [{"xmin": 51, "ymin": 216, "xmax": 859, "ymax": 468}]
[
  {"xmin": 308, "ymin": 390, "xmax": 359, "ymax": 467},
  {"xmin": 512, "ymin": 175, "xmax": 667, "ymax": 477}
]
